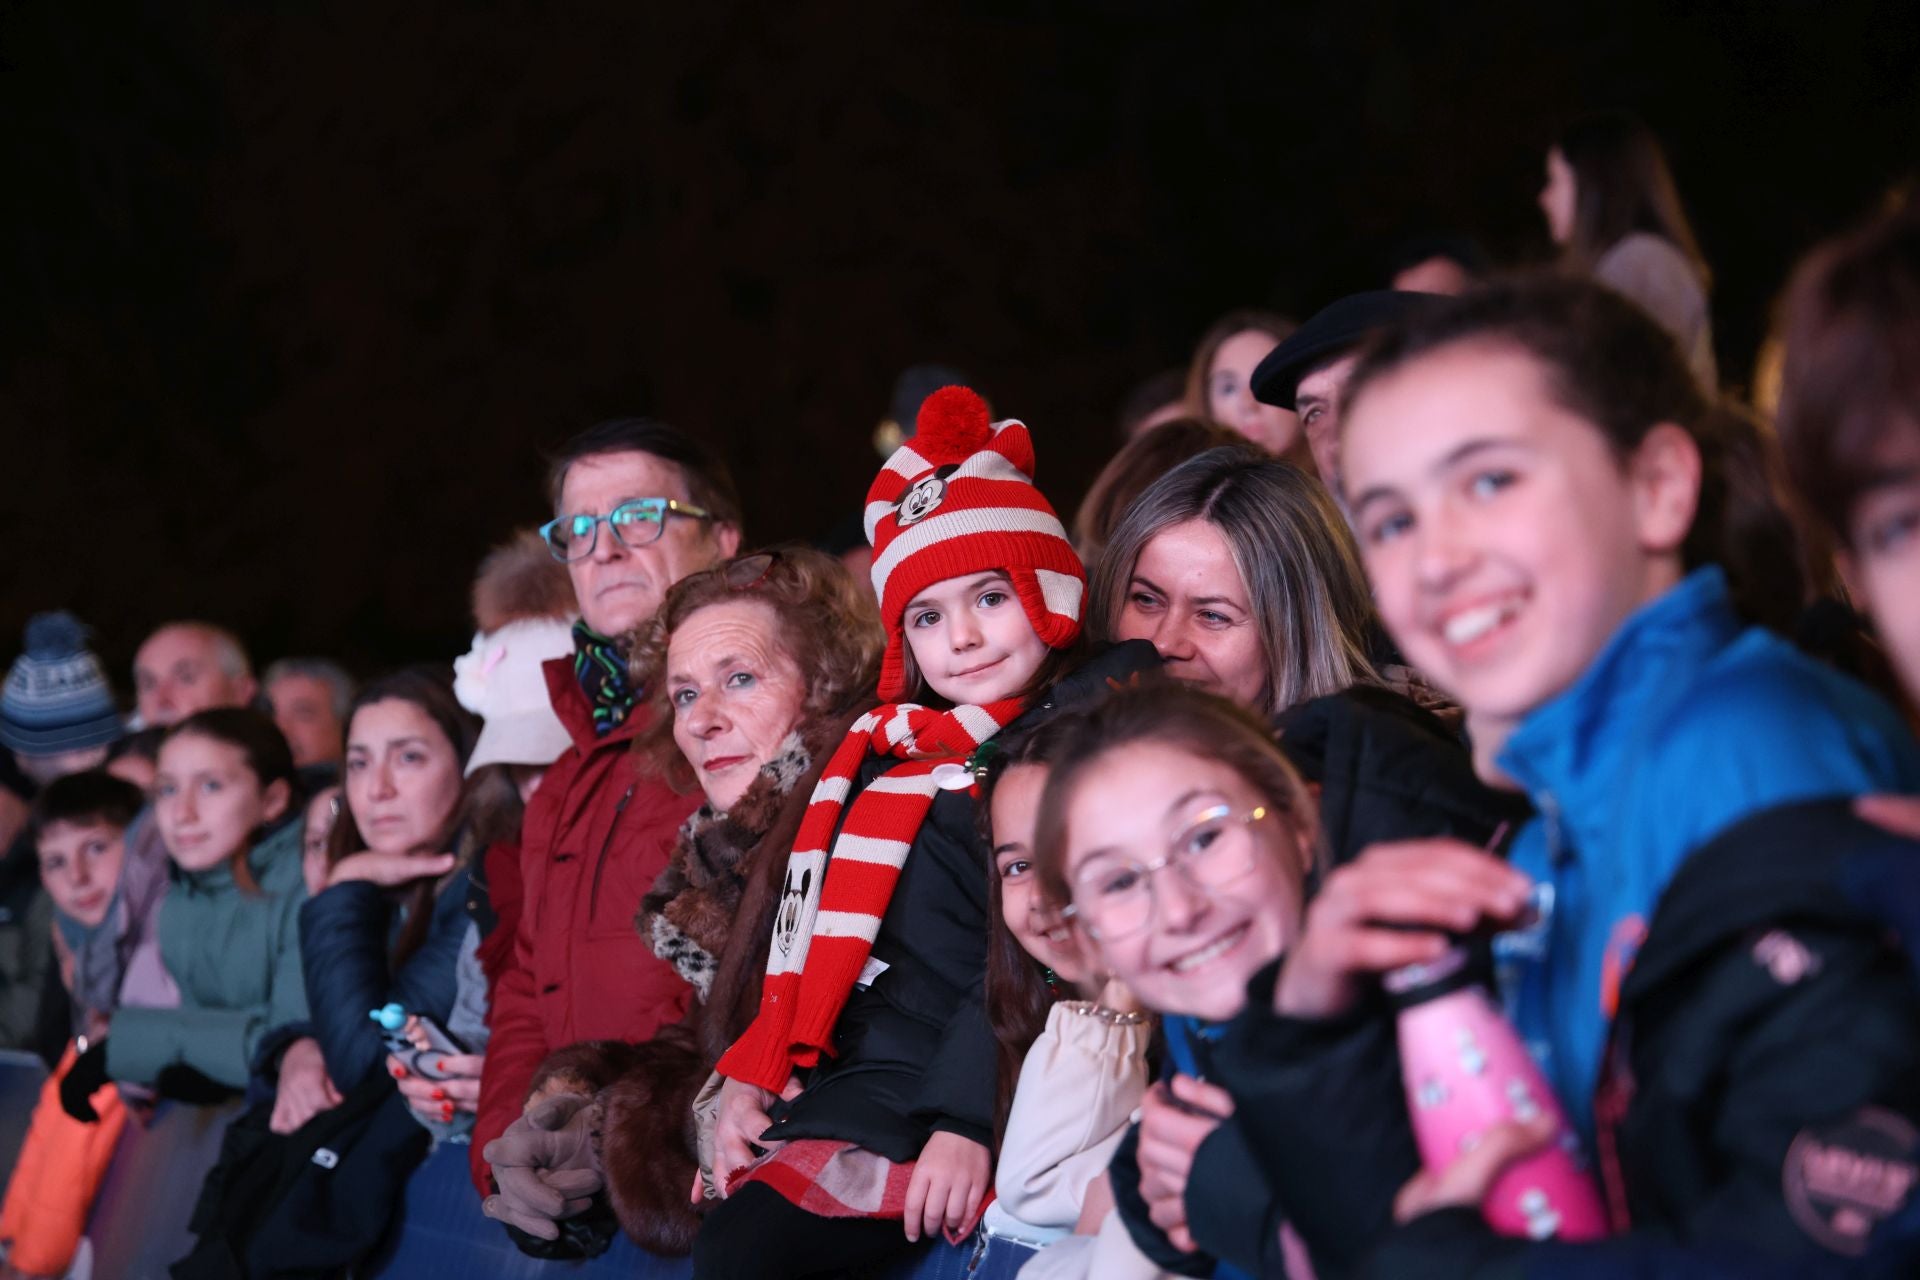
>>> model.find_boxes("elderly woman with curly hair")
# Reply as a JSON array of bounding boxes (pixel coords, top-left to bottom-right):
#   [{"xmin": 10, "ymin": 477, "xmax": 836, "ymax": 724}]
[{"xmin": 498, "ymin": 547, "xmax": 884, "ymax": 1256}]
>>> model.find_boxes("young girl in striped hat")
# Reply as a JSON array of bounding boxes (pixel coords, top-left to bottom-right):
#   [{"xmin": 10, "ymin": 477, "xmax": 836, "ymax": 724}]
[{"xmin": 692, "ymin": 386, "xmax": 1087, "ymax": 1278}]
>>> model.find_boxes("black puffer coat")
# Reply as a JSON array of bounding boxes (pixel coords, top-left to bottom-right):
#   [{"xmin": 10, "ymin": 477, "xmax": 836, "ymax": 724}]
[{"xmin": 1218, "ymin": 798, "xmax": 1920, "ymax": 1279}]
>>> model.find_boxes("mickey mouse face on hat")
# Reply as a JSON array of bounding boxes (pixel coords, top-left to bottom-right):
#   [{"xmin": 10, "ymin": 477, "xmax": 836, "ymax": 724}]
[{"xmin": 895, "ymin": 465, "xmax": 960, "ymax": 526}]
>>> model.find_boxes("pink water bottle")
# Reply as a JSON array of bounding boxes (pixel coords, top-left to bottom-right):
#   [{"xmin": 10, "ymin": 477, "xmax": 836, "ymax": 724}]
[{"xmin": 1386, "ymin": 947, "xmax": 1610, "ymax": 1241}]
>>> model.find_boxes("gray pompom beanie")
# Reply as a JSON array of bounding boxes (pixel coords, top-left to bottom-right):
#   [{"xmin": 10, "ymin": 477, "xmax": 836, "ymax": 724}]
[{"xmin": 0, "ymin": 611, "xmax": 125, "ymax": 755}]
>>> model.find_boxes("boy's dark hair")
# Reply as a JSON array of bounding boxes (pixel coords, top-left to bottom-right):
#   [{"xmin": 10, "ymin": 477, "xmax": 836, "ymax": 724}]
[
  {"xmin": 545, "ymin": 417, "xmax": 744, "ymax": 533},
  {"xmin": 1777, "ymin": 190, "xmax": 1920, "ymax": 544},
  {"xmin": 28, "ymin": 770, "xmax": 146, "ymax": 843}
]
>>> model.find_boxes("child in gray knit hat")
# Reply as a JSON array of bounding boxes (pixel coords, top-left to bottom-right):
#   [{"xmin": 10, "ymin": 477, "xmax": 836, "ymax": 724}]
[{"xmin": 1, "ymin": 611, "xmax": 126, "ymax": 785}]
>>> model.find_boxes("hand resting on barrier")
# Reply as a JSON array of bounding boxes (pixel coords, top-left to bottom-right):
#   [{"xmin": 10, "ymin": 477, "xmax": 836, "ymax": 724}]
[{"xmin": 481, "ymin": 1092, "xmax": 602, "ymax": 1240}]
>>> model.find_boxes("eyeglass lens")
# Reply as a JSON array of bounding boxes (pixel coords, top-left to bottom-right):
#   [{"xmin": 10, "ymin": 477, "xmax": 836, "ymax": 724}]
[{"xmin": 1071, "ymin": 804, "xmax": 1264, "ymax": 938}]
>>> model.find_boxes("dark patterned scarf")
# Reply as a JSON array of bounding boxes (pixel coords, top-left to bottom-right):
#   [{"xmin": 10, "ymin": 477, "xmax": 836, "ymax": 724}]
[{"xmin": 572, "ymin": 621, "xmax": 638, "ymax": 736}]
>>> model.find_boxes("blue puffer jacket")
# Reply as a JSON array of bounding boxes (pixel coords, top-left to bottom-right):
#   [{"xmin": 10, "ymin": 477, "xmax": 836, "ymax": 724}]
[
  {"xmin": 298, "ymin": 866, "xmax": 473, "ymax": 1090},
  {"xmin": 1494, "ymin": 567, "xmax": 1920, "ymax": 1145}
]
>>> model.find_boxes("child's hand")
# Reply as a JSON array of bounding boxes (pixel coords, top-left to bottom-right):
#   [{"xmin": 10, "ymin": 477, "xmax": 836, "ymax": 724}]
[
  {"xmin": 1275, "ymin": 838, "xmax": 1531, "ymax": 1019},
  {"xmin": 1392, "ymin": 1113, "xmax": 1555, "ymax": 1222},
  {"xmin": 272, "ymin": 1036, "xmax": 341, "ymax": 1134},
  {"xmin": 711, "ymin": 1075, "xmax": 783, "ymax": 1194},
  {"xmin": 327, "ymin": 850, "xmax": 456, "ymax": 888},
  {"xmin": 1135, "ymin": 1075, "xmax": 1232, "ymax": 1251},
  {"xmin": 904, "ymin": 1130, "xmax": 989, "ymax": 1243}
]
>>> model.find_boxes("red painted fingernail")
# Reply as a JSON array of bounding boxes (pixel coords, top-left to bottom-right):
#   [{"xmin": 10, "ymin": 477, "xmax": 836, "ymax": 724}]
[
  {"xmin": 390, "ymin": 1064, "xmax": 406, "ymax": 1079},
  {"xmin": 436, "ymin": 1059, "xmax": 448, "ymax": 1072},
  {"xmin": 431, "ymin": 1087, "xmax": 446, "ymax": 1100},
  {"xmin": 441, "ymin": 1104, "xmax": 454, "ymax": 1119}
]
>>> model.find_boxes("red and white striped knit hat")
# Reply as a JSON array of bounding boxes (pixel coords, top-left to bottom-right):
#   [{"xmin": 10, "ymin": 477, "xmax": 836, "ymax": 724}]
[{"xmin": 864, "ymin": 386, "xmax": 1084, "ymax": 701}]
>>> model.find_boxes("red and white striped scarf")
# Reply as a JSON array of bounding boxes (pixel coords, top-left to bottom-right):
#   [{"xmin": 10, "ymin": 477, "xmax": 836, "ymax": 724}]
[{"xmin": 717, "ymin": 698, "xmax": 1023, "ymax": 1092}]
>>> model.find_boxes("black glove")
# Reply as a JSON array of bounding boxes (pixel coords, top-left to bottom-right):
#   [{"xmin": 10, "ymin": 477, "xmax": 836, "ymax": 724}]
[
  {"xmin": 60, "ymin": 1038, "xmax": 112, "ymax": 1122},
  {"xmin": 502, "ymin": 1204, "xmax": 617, "ymax": 1261}
]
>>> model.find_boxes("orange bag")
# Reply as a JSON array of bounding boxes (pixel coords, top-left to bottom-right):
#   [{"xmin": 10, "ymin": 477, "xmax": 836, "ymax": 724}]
[{"xmin": 0, "ymin": 1042, "xmax": 127, "ymax": 1276}]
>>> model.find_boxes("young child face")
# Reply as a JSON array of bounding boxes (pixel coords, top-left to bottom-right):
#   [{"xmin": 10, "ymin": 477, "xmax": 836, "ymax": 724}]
[
  {"xmin": 1843, "ymin": 424, "xmax": 1920, "ymax": 700},
  {"xmin": 903, "ymin": 571, "xmax": 1050, "ymax": 705},
  {"xmin": 344, "ymin": 699, "xmax": 464, "ymax": 857},
  {"xmin": 155, "ymin": 733, "xmax": 288, "ymax": 873},
  {"xmin": 37, "ymin": 818, "xmax": 128, "ymax": 928},
  {"xmin": 990, "ymin": 762, "xmax": 1089, "ymax": 985},
  {"xmin": 1059, "ymin": 739, "xmax": 1306, "ymax": 1022},
  {"xmin": 1341, "ymin": 341, "xmax": 1692, "ymax": 726}
]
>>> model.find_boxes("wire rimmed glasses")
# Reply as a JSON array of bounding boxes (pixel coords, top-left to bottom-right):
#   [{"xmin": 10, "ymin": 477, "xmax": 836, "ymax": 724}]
[
  {"xmin": 1063, "ymin": 802, "xmax": 1272, "ymax": 941},
  {"xmin": 539, "ymin": 497, "xmax": 712, "ymax": 563}
]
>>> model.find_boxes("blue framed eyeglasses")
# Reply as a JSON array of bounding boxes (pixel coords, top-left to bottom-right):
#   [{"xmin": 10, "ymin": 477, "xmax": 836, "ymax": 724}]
[{"xmin": 539, "ymin": 497, "xmax": 713, "ymax": 563}]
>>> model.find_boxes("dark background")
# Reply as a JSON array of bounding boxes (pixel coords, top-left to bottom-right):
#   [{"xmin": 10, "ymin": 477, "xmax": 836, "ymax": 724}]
[{"xmin": 4, "ymin": 2, "xmax": 1917, "ymax": 683}]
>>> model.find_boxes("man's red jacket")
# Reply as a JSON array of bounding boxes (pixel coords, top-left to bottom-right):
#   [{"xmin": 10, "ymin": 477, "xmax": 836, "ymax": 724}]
[{"xmin": 471, "ymin": 656, "xmax": 700, "ymax": 1193}]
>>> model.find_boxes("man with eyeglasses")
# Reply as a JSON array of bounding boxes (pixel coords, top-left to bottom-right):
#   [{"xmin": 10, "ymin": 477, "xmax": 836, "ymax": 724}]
[{"xmin": 476, "ymin": 417, "xmax": 741, "ymax": 1251}]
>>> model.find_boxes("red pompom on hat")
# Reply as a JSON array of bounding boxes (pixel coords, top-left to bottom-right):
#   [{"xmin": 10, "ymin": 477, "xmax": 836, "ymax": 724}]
[{"xmin": 863, "ymin": 386, "xmax": 1085, "ymax": 702}]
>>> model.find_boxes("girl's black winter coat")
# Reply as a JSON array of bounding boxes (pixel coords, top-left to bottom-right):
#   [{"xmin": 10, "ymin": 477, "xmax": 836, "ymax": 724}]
[{"xmin": 1217, "ymin": 798, "xmax": 1920, "ymax": 1279}]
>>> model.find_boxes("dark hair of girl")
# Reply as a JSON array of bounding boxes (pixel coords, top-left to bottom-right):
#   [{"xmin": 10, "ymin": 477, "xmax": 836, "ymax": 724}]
[
  {"xmin": 1343, "ymin": 274, "xmax": 1810, "ymax": 628},
  {"xmin": 1032, "ymin": 682, "xmax": 1320, "ymax": 915},
  {"xmin": 163, "ymin": 707, "xmax": 301, "ymax": 895},
  {"xmin": 1553, "ymin": 110, "xmax": 1709, "ymax": 288},
  {"xmin": 975, "ymin": 711, "xmax": 1086, "ymax": 1151},
  {"xmin": 326, "ymin": 667, "xmax": 480, "ymax": 968}
]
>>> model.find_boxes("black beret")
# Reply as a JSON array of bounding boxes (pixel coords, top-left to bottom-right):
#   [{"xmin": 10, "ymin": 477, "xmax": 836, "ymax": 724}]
[{"xmin": 1250, "ymin": 291, "xmax": 1443, "ymax": 410}]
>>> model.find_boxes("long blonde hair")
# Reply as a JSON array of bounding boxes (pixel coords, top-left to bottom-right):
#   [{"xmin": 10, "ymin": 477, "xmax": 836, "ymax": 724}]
[{"xmin": 1089, "ymin": 447, "xmax": 1379, "ymax": 716}]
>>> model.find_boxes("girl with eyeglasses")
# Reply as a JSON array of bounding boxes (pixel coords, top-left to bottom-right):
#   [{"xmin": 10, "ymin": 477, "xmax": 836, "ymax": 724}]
[
  {"xmin": 963, "ymin": 661, "xmax": 1175, "ymax": 1280},
  {"xmin": 1030, "ymin": 681, "xmax": 1322, "ymax": 1280}
]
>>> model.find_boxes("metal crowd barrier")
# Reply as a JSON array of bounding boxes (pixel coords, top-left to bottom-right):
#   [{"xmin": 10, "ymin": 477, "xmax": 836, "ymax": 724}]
[{"xmin": 0, "ymin": 1055, "xmax": 1036, "ymax": 1280}]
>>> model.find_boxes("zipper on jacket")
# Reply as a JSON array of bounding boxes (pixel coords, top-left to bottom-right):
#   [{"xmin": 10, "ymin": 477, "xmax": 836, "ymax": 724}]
[
  {"xmin": 1592, "ymin": 1028, "xmax": 1636, "ymax": 1231},
  {"xmin": 1538, "ymin": 789, "xmax": 1568, "ymax": 865},
  {"xmin": 588, "ymin": 782, "xmax": 638, "ymax": 920}
]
